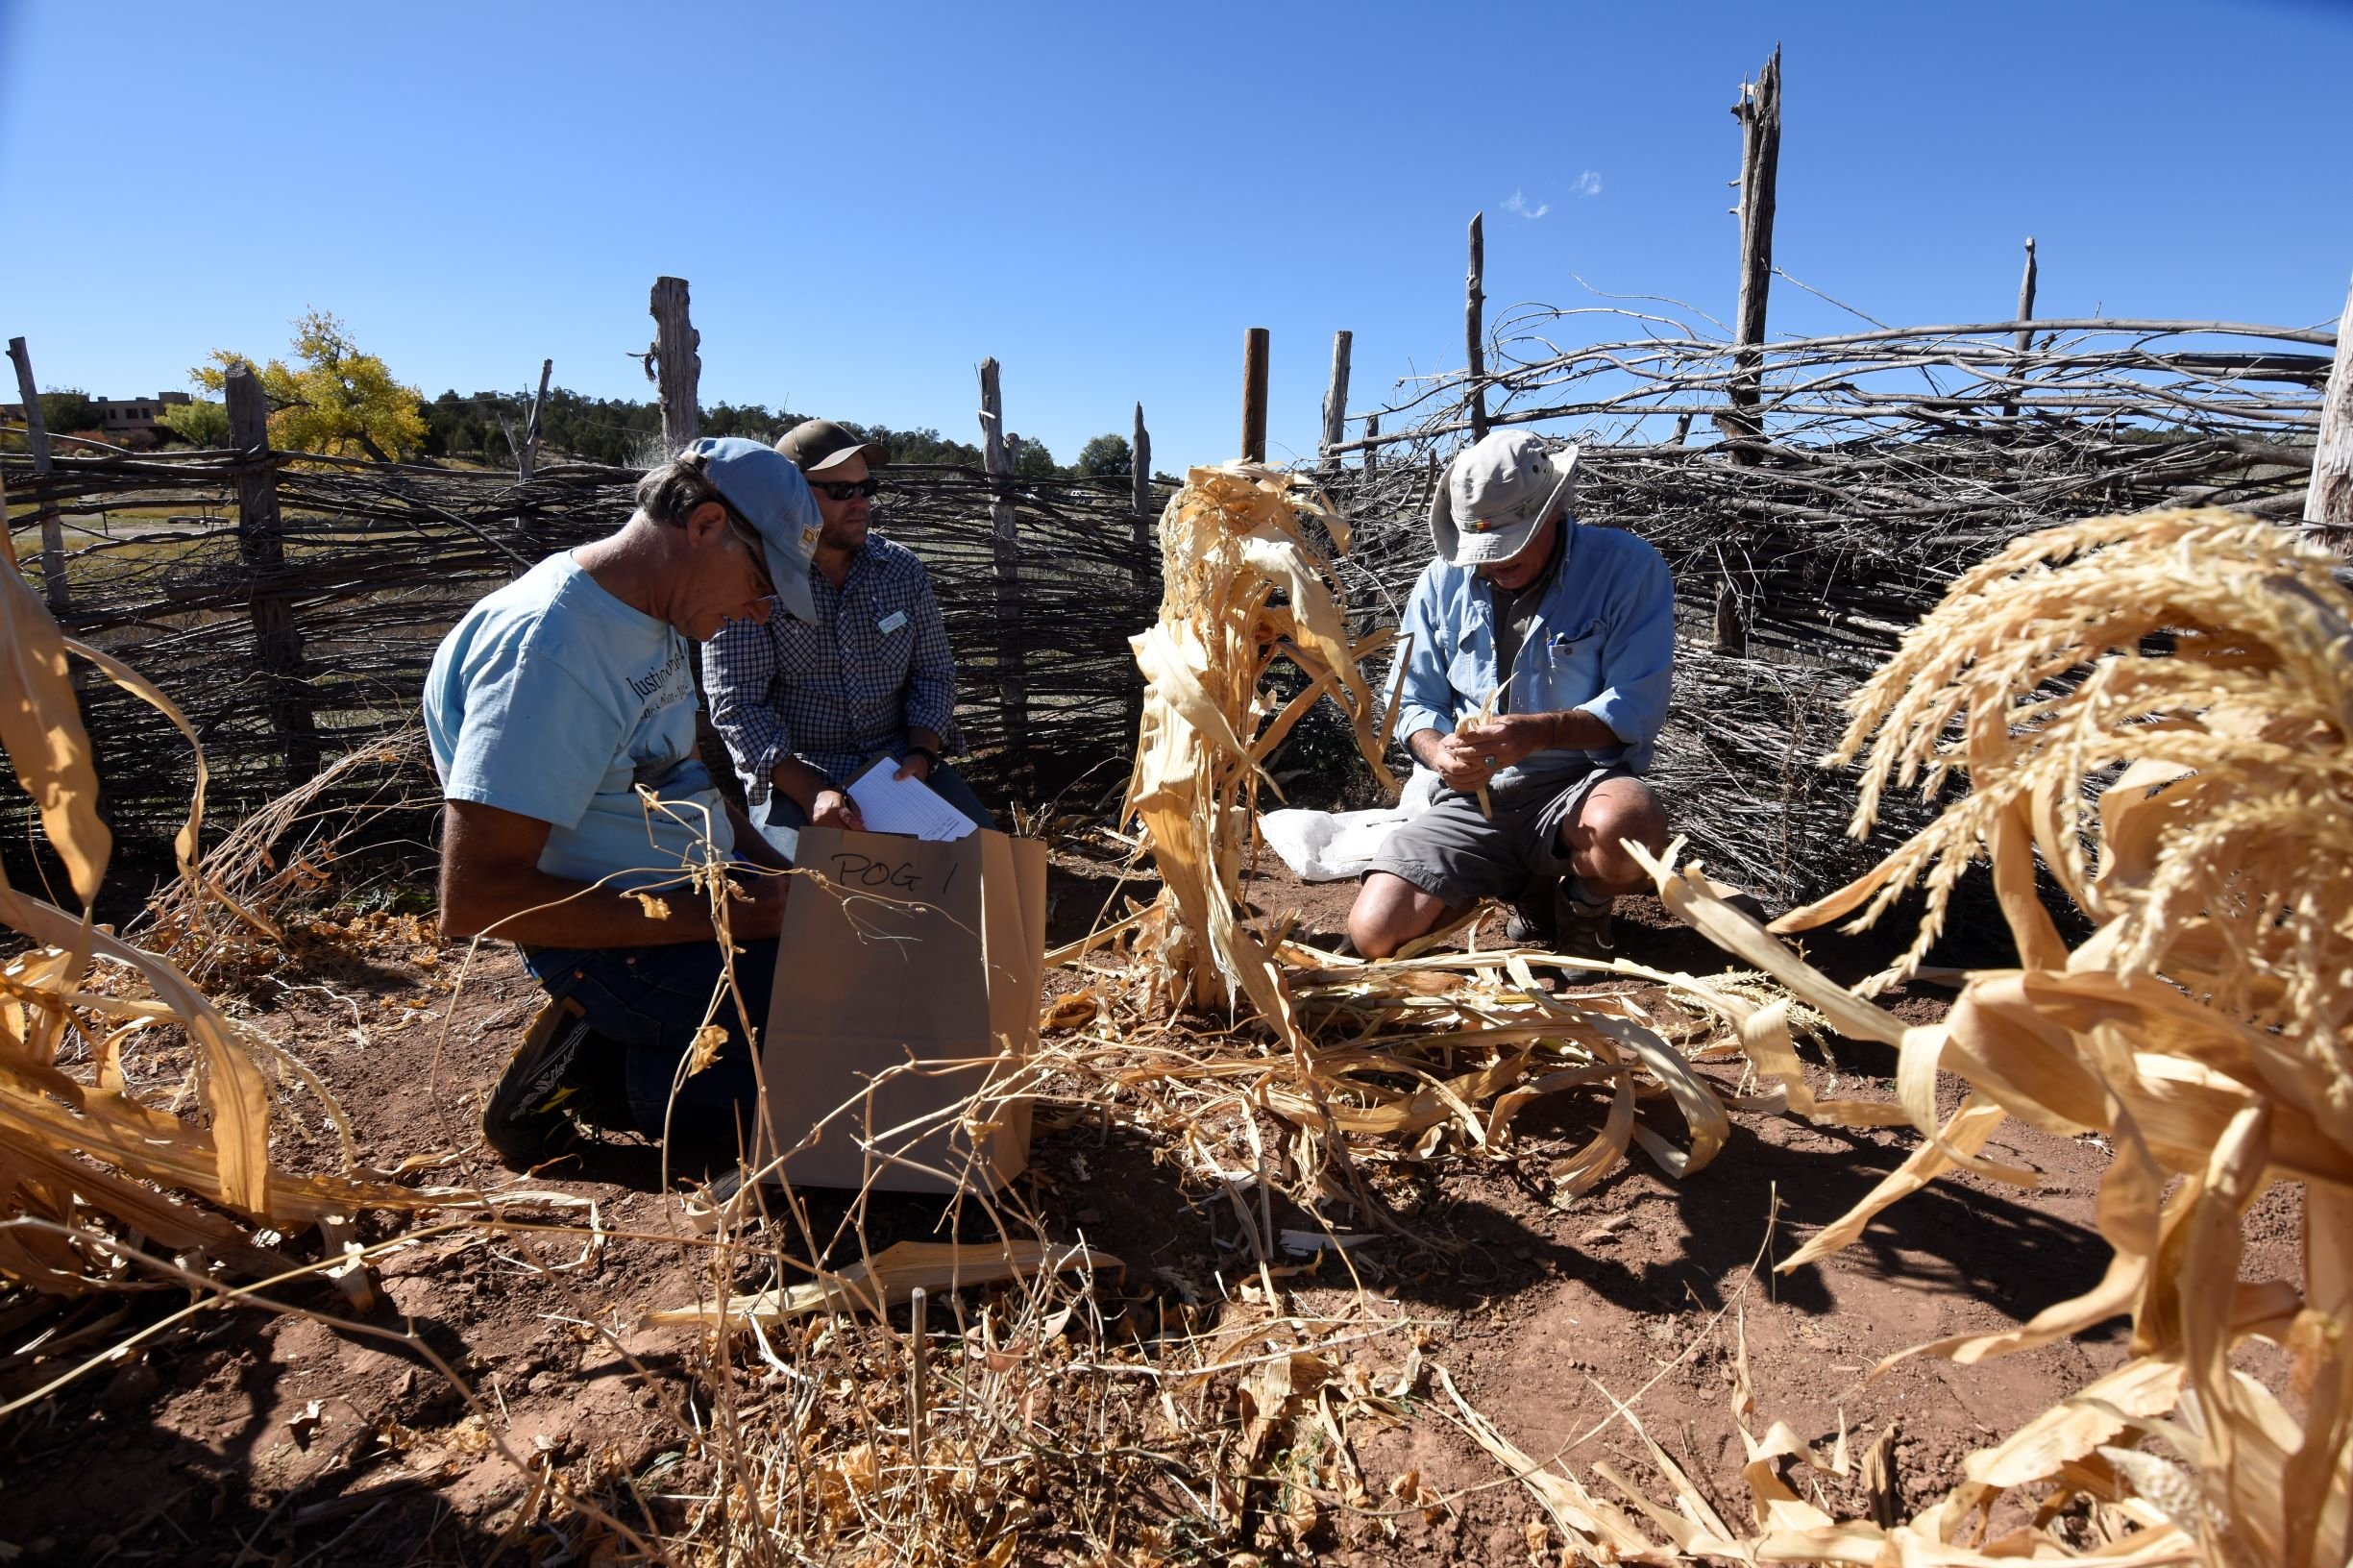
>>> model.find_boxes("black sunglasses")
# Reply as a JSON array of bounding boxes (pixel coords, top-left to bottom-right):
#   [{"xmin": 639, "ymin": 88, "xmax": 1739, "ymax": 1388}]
[{"xmin": 812, "ymin": 477, "xmax": 881, "ymax": 502}]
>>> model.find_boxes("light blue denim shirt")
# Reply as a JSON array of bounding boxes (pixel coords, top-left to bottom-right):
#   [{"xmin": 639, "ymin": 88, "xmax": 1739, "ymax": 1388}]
[{"xmin": 1391, "ymin": 518, "xmax": 1676, "ymax": 776}]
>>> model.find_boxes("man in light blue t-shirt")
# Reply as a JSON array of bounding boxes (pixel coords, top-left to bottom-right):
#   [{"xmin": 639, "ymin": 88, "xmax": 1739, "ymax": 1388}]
[{"xmin": 426, "ymin": 437, "xmax": 823, "ymax": 1165}]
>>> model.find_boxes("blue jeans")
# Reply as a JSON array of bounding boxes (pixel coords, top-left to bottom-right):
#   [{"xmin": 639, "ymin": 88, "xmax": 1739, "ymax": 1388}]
[
  {"xmin": 754, "ymin": 761, "xmax": 995, "ymax": 860},
  {"xmin": 521, "ymin": 938, "xmax": 778, "ymax": 1144}
]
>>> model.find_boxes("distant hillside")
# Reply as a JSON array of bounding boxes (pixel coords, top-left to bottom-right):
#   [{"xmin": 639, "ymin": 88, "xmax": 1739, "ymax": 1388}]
[{"xmin": 421, "ymin": 388, "xmax": 993, "ymax": 472}]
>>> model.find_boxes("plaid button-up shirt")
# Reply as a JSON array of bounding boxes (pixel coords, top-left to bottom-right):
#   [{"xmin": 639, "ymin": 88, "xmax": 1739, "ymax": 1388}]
[{"xmin": 701, "ymin": 534, "xmax": 959, "ymax": 811}]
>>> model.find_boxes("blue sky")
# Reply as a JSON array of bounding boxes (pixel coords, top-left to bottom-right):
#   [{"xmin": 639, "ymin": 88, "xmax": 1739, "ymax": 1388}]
[{"xmin": 2, "ymin": 0, "xmax": 2346, "ymax": 472}]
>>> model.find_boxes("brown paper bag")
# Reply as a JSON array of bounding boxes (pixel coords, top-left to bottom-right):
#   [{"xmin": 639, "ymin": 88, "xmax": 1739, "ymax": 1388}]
[{"xmin": 762, "ymin": 825, "xmax": 1048, "ymax": 1193}]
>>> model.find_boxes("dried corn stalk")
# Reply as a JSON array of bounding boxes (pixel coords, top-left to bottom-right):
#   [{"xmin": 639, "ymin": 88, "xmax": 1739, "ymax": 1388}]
[
  {"xmin": 1125, "ymin": 462, "xmax": 1396, "ymax": 1017},
  {"xmin": 1635, "ymin": 508, "xmax": 2350, "ymax": 1567},
  {"xmin": 0, "ymin": 532, "xmax": 451, "ymax": 1297}
]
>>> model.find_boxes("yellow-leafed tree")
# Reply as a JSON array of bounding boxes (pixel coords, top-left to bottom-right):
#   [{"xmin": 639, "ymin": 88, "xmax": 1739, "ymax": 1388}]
[{"xmin": 194, "ymin": 309, "xmax": 426, "ymax": 462}]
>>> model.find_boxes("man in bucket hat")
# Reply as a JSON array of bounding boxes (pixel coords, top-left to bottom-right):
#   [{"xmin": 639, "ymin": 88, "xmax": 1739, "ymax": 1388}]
[
  {"xmin": 1346, "ymin": 429, "xmax": 1675, "ymax": 961},
  {"xmin": 426, "ymin": 437, "xmax": 821, "ymax": 1165},
  {"xmin": 702, "ymin": 418, "xmax": 994, "ymax": 859}
]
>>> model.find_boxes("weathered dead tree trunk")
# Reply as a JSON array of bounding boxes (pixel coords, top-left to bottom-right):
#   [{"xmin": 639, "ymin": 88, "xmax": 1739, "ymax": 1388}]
[
  {"xmin": 978, "ymin": 357, "xmax": 1030, "ymax": 792},
  {"xmin": 2307, "ymin": 272, "xmax": 2353, "ymax": 555},
  {"xmin": 1241, "ymin": 328, "xmax": 1270, "ymax": 463},
  {"xmin": 500, "ymin": 357, "xmax": 553, "ymax": 479},
  {"xmin": 1321, "ymin": 330, "xmax": 1353, "ymax": 471},
  {"xmin": 225, "ymin": 364, "xmax": 319, "ymax": 779},
  {"xmin": 7, "ymin": 337, "xmax": 65, "ymax": 610},
  {"xmin": 1465, "ymin": 214, "xmax": 1488, "ymax": 441},
  {"xmin": 650, "ymin": 277, "xmax": 699, "ymax": 453},
  {"xmin": 1726, "ymin": 45, "xmax": 1782, "ymax": 463}
]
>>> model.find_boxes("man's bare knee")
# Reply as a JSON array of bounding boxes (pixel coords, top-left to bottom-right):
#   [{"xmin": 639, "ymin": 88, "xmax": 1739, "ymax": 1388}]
[
  {"xmin": 1346, "ymin": 872, "xmax": 1453, "ymax": 959},
  {"xmin": 1563, "ymin": 779, "xmax": 1670, "ymax": 893}
]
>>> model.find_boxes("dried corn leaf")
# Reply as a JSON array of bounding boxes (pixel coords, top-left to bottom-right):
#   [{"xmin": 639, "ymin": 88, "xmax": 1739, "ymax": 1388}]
[
  {"xmin": 0, "ymin": 552, "xmax": 109, "ymax": 905},
  {"xmin": 1433, "ymin": 1364, "xmax": 1669, "ymax": 1563},
  {"xmin": 648, "ymin": 1238, "xmax": 1122, "ymax": 1327}
]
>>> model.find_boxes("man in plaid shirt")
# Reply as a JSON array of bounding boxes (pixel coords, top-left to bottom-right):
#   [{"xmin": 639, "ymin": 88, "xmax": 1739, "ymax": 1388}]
[{"xmin": 702, "ymin": 420, "xmax": 995, "ymax": 857}]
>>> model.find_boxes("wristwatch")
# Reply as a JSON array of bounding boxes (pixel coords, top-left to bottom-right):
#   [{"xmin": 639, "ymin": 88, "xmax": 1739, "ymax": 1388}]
[{"xmin": 904, "ymin": 745, "xmax": 940, "ymax": 772}]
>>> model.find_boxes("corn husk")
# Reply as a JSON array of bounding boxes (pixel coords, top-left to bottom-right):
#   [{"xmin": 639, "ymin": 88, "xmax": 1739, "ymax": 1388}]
[
  {"xmin": 1124, "ymin": 462, "xmax": 1396, "ymax": 1021},
  {"xmin": 0, "ymin": 540, "xmax": 453, "ymax": 1297},
  {"xmin": 1629, "ymin": 509, "xmax": 2351, "ymax": 1567}
]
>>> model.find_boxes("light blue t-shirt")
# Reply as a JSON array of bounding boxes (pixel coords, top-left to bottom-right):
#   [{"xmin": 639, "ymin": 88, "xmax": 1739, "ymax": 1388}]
[{"xmin": 425, "ymin": 552, "xmax": 737, "ymax": 892}]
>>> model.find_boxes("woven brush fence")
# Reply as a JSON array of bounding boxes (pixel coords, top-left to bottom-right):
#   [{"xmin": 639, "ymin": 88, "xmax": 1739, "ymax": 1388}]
[
  {"xmin": 1316, "ymin": 306, "xmax": 2334, "ymax": 905},
  {"xmin": 0, "ymin": 449, "xmax": 1163, "ymax": 873},
  {"xmin": 4, "ymin": 308, "xmax": 2333, "ymax": 907}
]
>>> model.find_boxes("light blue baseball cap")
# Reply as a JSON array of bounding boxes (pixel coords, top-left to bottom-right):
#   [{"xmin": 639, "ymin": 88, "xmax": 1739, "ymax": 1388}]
[{"xmin": 689, "ymin": 435, "xmax": 821, "ymax": 624}]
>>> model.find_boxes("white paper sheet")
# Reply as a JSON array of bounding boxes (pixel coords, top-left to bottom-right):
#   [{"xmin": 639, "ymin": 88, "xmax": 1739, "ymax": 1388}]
[{"xmin": 846, "ymin": 755, "xmax": 979, "ymax": 842}]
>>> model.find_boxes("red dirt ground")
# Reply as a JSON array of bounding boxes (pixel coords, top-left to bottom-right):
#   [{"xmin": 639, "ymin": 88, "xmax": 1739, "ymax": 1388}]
[{"xmin": 0, "ymin": 854, "xmax": 2307, "ymax": 1565}]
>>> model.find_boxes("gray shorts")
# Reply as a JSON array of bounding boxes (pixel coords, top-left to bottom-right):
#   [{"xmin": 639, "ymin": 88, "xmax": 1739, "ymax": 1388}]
[{"xmin": 1363, "ymin": 762, "xmax": 1632, "ymax": 907}]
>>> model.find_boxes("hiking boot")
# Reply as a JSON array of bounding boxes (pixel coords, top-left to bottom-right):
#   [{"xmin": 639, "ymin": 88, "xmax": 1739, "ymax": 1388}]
[
  {"xmin": 482, "ymin": 996, "xmax": 630, "ymax": 1166},
  {"xmin": 1504, "ymin": 878, "xmax": 1558, "ymax": 946},
  {"xmin": 1554, "ymin": 885, "xmax": 1618, "ymax": 965}
]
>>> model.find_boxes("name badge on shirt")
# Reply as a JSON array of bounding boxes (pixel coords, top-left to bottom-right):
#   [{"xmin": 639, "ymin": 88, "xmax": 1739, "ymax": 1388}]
[{"xmin": 877, "ymin": 610, "xmax": 909, "ymax": 635}]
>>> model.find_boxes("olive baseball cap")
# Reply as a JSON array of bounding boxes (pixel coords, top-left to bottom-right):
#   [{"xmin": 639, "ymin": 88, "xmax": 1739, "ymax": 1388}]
[
  {"xmin": 775, "ymin": 419, "xmax": 890, "ymax": 475},
  {"xmin": 686, "ymin": 436, "xmax": 821, "ymax": 625}
]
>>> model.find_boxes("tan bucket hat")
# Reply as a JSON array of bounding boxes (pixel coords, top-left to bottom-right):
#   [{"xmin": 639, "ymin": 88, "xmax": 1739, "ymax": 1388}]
[{"xmin": 1429, "ymin": 430, "xmax": 1580, "ymax": 567}]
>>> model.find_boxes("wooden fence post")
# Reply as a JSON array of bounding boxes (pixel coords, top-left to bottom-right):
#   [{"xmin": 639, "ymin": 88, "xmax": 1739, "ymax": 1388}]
[
  {"xmin": 1363, "ymin": 414, "xmax": 1380, "ymax": 479},
  {"xmin": 1241, "ymin": 329, "xmax": 1270, "ymax": 463},
  {"xmin": 2306, "ymin": 271, "xmax": 2353, "ymax": 555},
  {"xmin": 1464, "ymin": 214, "xmax": 1489, "ymax": 441},
  {"xmin": 225, "ymin": 364, "xmax": 319, "ymax": 778},
  {"xmin": 1128, "ymin": 402, "xmax": 1153, "ymax": 735},
  {"xmin": 1727, "ymin": 45, "xmax": 1782, "ymax": 462},
  {"xmin": 1320, "ymin": 330, "xmax": 1353, "ymax": 471},
  {"xmin": 2002, "ymin": 237, "xmax": 2038, "ymax": 422},
  {"xmin": 650, "ymin": 277, "xmax": 699, "ymax": 452},
  {"xmin": 977, "ymin": 358, "xmax": 1030, "ymax": 792},
  {"xmin": 6, "ymin": 337, "xmax": 66, "ymax": 611}
]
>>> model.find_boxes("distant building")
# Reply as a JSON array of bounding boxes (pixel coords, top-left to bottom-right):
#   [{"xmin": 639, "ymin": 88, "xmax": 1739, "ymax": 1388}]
[
  {"xmin": 1, "ymin": 390, "xmax": 192, "ymax": 443},
  {"xmin": 93, "ymin": 392, "xmax": 193, "ymax": 435}
]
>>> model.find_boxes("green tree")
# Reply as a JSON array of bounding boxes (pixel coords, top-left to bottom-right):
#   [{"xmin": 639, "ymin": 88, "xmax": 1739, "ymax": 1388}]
[
  {"xmin": 1009, "ymin": 434, "xmax": 1059, "ymax": 479},
  {"xmin": 704, "ymin": 403, "xmax": 787, "ymax": 444},
  {"xmin": 194, "ymin": 309, "xmax": 428, "ymax": 461},
  {"xmin": 847, "ymin": 423, "xmax": 982, "ymax": 468},
  {"xmin": 1076, "ymin": 432, "xmax": 1132, "ymax": 478},
  {"xmin": 37, "ymin": 389, "xmax": 101, "ymax": 436},
  {"xmin": 158, "ymin": 399, "xmax": 232, "ymax": 447}
]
